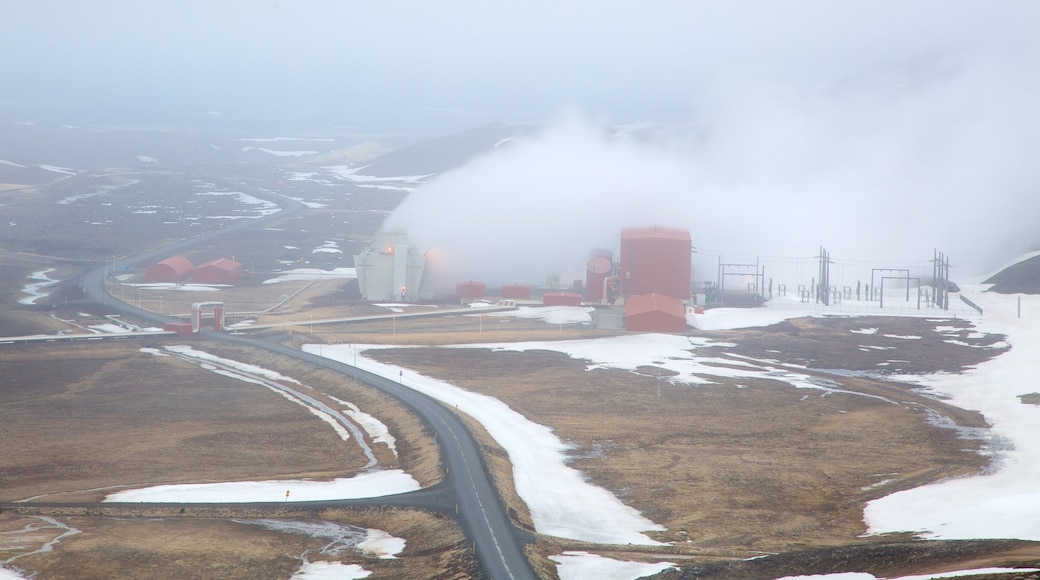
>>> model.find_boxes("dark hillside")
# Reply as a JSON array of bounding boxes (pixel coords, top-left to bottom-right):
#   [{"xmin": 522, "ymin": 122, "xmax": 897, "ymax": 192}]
[{"xmin": 983, "ymin": 254, "xmax": 1040, "ymax": 294}]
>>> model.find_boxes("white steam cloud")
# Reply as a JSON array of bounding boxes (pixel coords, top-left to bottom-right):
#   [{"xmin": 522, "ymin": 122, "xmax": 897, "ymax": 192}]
[{"xmin": 383, "ymin": 51, "xmax": 1040, "ymax": 292}]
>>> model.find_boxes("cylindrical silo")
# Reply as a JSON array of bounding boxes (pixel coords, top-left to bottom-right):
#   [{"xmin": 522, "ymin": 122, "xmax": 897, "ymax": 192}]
[{"xmin": 585, "ymin": 250, "xmax": 613, "ymax": 303}]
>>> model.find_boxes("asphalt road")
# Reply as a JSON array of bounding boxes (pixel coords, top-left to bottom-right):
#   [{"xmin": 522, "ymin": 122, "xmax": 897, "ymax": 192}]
[
  {"xmin": 63, "ymin": 172, "xmax": 539, "ymax": 580},
  {"xmin": 226, "ymin": 331, "xmax": 537, "ymax": 580}
]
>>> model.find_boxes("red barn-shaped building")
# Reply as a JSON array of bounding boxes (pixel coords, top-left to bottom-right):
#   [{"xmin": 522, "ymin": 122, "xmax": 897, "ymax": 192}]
[
  {"xmin": 456, "ymin": 281, "xmax": 486, "ymax": 301},
  {"xmin": 144, "ymin": 256, "xmax": 194, "ymax": 283},
  {"xmin": 625, "ymin": 293, "xmax": 687, "ymax": 333},
  {"xmin": 542, "ymin": 292, "xmax": 582, "ymax": 307},
  {"xmin": 501, "ymin": 284, "xmax": 532, "ymax": 300},
  {"xmin": 620, "ymin": 226, "xmax": 691, "ymax": 300},
  {"xmin": 192, "ymin": 258, "xmax": 243, "ymax": 285}
]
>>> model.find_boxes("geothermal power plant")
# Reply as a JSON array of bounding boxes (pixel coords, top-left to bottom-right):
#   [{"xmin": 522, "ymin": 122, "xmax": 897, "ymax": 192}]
[{"xmin": 353, "ymin": 225, "xmax": 694, "ymax": 332}]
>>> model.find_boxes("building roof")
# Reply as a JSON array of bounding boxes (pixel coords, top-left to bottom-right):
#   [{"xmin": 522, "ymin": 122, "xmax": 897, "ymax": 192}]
[
  {"xmin": 146, "ymin": 256, "xmax": 194, "ymax": 280},
  {"xmin": 621, "ymin": 226, "xmax": 691, "ymax": 241},
  {"xmin": 195, "ymin": 258, "xmax": 242, "ymax": 272}
]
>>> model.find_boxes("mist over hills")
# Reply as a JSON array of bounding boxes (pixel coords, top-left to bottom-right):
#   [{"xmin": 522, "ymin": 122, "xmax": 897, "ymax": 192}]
[
  {"xmin": 337, "ymin": 122, "xmax": 538, "ymax": 178},
  {"xmin": 2, "ymin": 44, "xmax": 1038, "ymax": 293}
]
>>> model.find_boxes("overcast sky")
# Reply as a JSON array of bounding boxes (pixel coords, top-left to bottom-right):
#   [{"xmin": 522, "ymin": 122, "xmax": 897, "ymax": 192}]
[
  {"xmin": 3, "ymin": 1, "xmax": 1037, "ymax": 133},
  {"xmin": 5, "ymin": 1, "xmax": 1038, "ymax": 281}
]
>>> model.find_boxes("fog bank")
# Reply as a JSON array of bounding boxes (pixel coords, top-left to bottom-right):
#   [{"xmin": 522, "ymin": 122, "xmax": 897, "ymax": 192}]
[{"xmin": 384, "ymin": 52, "xmax": 1040, "ymax": 291}]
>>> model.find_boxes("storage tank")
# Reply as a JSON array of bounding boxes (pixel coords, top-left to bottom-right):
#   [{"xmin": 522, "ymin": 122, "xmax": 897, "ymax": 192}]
[
  {"xmin": 585, "ymin": 253, "xmax": 613, "ymax": 303},
  {"xmin": 620, "ymin": 226, "xmax": 691, "ymax": 300},
  {"xmin": 501, "ymin": 284, "xmax": 532, "ymax": 300},
  {"xmin": 456, "ymin": 281, "xmax": 486, "ymax": 301}
]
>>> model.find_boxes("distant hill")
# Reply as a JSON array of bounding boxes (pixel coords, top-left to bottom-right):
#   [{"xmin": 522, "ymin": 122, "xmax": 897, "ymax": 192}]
[
  {"xmin": 983, "ymin": 252, "xmax": 1040, "ymax": 294},
  {"xmin": 306, "ymin": 141, "xmax": 393, "ymax": 165},
  {"xmin": 352, "ymin": 122, "xmax": 538, "ymax": 177}
]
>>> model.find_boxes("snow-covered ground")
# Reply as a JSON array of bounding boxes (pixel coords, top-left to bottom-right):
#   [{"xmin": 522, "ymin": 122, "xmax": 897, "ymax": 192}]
[
  {"xmin": 864, "ymin": 288, "xmax": 1040, "ymax": 540},
  {"xmin": 18, "ymin": 268, "xmax": 58, "ymax": 305},
  {"xmin": 262, "ymin": 267, "xmax": 356, "ymax": 284},
  {"xmin": 307, "ymin": 341, "xmax": 667, "ymax": 545},
  {"xmin": 775, "ymin": 567, "xmax": 1040, "ymax": 580},
  {"xmin": 305, "ymin": 290, "xmax": 1040, "ymax": 579},
  {"xmin": 322, "ymin": 165, "xmax": 432, "ymax": 192},
  {"xmin": 486, "ymin": 304, "xmax": 593, "ymax": 325},
  {"xmin": 290, "ymin": 561, "xmax": 370, "ymax": 579},
  {"xmin": 550, "ymin": 551, "xmax": 675, "ymax": 580},
  {"xmin": 196, "ymin": 189, "xmax": 280, "ymax": 218},
  {"xmin": 103, "ymin": 470, "xmax": 419, "ymax": 503}
]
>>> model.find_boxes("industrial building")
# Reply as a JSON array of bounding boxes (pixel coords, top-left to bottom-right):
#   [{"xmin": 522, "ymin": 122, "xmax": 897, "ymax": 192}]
[
  {"xmin": 144, "ymin": 256, "xmax": 193, "ymax": 283},
  {"xmin": 619, "ymin": 227, "xmax": 692, "ymax": 301},
  {"xmin": 624, "ymin": 293, "xmax": 687, "ymax": 332},
  {"xmin": 543, "ymin": 292, "xmax": 582, "ymax": 307},
  {"xmin": 192, "ymin": 258, "xmax": 243, "ymax": 285},
  {"xmin": 353, "ymin": 232, "xmax": 427, "ymax": 302}
]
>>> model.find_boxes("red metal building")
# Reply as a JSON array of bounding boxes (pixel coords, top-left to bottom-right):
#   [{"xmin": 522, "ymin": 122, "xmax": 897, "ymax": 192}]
[
  {"xmin": 192, "ymin": 258, "xmax": 243, "ymax": 285},
  {"xmin": 542, "ymin": 292, "xmax": 582, "ymax": 307},
  {"xmin": 501, "ymin": 284, "xmax": 532, "ymax": 300},
  {"xmin": 619, "ymin": 226, "xmax": 691, "ymax": 300},
  {"xmin": 456, "ymin": 281, "xmax": 486, "ymax": 301},
  {"xmin": 144, "ymin": 256, "xmax": 194, "ymax": 283},
  {"xmin": 163, "ymin": 322, "xmax": 194, "ymax": 337},
  {"xmin": 625, "ymin": 293, "xmax": 687, "ymax": 333}
]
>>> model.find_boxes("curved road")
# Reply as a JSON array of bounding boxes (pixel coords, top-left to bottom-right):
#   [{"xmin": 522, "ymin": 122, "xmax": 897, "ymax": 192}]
[{"xmin": 69, "ymin": 173, "xmax": 538, "ymax": 580}]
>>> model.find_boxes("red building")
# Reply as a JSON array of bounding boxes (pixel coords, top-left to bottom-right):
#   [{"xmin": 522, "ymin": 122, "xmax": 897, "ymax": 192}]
[
  {"xmin": 625, "ymin": 293, "xmax": 687, "ymax": 333},
  {"xmin": 501, "ymin": 284, "xmax": 532, "ymax": 300},
  {"xmin": 163, "ymin": 322, "xmax": 194, "ymax": 337},
  {"xmin": 542, "ymin": 292, "xmax": 582, "ymax": 307},
  {"xmin": 620, "ymin": 226, "xmax": 691, "ymax": 300},
  {"xmin": 144, "ymin": 256, "xmax": 193, "ymax": 283},
  {"xmin": 192, "ymin": 258, "xmax": 243, "ymax": 285},
  {"xmin": 456, "ymin": 281, "xmax": 486, "ymax": 301}
]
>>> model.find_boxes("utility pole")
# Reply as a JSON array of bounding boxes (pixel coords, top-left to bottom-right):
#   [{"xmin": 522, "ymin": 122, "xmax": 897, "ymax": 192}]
[
  {"xmin": 817, "ymin": 246, "xmax": 831, "ymax": 305},
  {"xmin": 932, "ymin": 250, "xmax": 952, "ymax": 310}
]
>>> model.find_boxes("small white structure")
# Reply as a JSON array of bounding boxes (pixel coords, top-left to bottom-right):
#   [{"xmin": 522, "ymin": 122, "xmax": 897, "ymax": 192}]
[{"xmin": 354, "ymin": 232, "xmax": 426, "ymax": 302}]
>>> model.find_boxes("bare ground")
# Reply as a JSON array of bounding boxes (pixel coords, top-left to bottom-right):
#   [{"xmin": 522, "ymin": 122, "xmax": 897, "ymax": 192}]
[
  {"xmin": 4, "ymin": 168, "xmax": 1040, "ymax": 577},
  {"xmin": 0, "ymin": 339, "xmax": 460, "ymax": 578},
  {"xmin": 356, "ymin": 312, "xmax": 1040, "ymax": 577},
  {"xmin": 0, "ymin": 507, "xmax": 476, "ymax": 580}
]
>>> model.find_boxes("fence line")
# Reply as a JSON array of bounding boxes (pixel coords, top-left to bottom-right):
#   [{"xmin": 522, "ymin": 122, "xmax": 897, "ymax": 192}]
[{"xmin": 763, "ymin": 298, "xmax": 978, "ymax": 318}]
